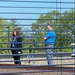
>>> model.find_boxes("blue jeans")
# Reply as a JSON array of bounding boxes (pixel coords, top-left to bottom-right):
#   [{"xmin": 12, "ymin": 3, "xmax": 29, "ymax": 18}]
[{"xmin": 46, "ymin": 44, "xmax": 54, "ymax": 65}]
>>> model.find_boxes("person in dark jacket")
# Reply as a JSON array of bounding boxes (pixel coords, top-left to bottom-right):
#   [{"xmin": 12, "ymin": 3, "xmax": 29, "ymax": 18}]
[{"xmin": 10, "ymin": 29, "xmax": 22, "ymax": 65}]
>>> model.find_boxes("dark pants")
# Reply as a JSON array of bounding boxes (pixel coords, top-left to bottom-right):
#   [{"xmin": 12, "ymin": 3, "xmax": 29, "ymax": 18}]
[{"xmin": 12, "ymin": 50, "xmax": 21, "ymax": 65}]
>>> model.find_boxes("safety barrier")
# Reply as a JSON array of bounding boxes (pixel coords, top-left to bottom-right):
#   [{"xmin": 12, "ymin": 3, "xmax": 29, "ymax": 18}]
[{"xmin": 0, "ymin": 0, "xmax": 75, "ymax": 75}]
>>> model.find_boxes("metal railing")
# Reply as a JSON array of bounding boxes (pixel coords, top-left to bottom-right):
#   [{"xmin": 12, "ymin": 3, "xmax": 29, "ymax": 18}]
[{"xmin": 0, "ymin": 0, "xmax": 75, "ymax": 75}]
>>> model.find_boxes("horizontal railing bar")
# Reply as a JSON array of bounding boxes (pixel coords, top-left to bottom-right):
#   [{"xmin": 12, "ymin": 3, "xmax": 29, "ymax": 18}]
[
  {"xmin": 0, "ymin": 52, "xmax": 72, "ymax": 56},
  {"xmin": 0, "ymin": 65, "xmax": 74, "ymax": 73},
  {"xmin": 0, "ymin": 53, "xmax": 72, "ymax": 58},
  {"xmin": 0, "ymin": 0, "xmax": 74, "ymax": 4},
  {"xmin": 0, "ymin": 68, "xmax": 74, "ymax": 74},
  {"xmin": 12, "ymin": 36, "xmax": 73, "ymax": 38},
  {"xmin": 0, "ymin": 70, "xmax": 56, "ymax": 75},
  {"xmin": 64, "ymin": 73, "xmax": 74, "ymax": 75},
  {"xmin": 0, "ymin": 30, "xmax": 74, "ymax": 32},
  {"xmin": 0, "ymin": 24, "xmax": 74, "ymax": 26},
  {"xmin": 0, "ymin": 52, "xmax": 72, "ymax": 55},
  {"xmin": 0, "ymin": 12, "xmax": 50, "ymax": 14},
  {"xmin": 58, "ymin": 64, "xmax": 75, "ymax": 66},
  {"xmin": 0, "ymin": 37, "xmax": 74, "ymax": 40},
  {"xmin": 0, "ymin": 18, "xmax": 75, "ymax": 20},
  {"xmin": 0, "ymin": 56, "xmax": 73, "ymax": 59},
  {"xmin": 0, "ymin": 64, "xmax": 74, "ymax": 69},
  {"xmin": 0, "ymin": 6, "xmax": 74, "ymax": 9},
  {"xmin": 0, "ymin": 12, "xmax": 74, "ymax": 15},
  {"xmin": 0, "ymin": 69, "xmax": 72, "ymax": 75},
  {"xmin": 0, "ymin": 58, "xmax": 74, "ymax": 62},
  {"xmin": 0, "ymin": 65, "xmax": 47, "ymax": 68},
  {"xmin": 0, "ymin": 41, "xmax": 74, "ymax": 44},
  {"xmin": 0, "ymin": 47, "xmax": 73, "ymax": 50},
  {"xmin": 0, "ymin": 69, "xmax": 74, "ymax": 75},
  {"xmin": 0, "ymin": 36, "xmax": 74, "ymax": 38},
  {"xmin": 0, "ymin": 46, "xmax": 74, "ymax": 50}
]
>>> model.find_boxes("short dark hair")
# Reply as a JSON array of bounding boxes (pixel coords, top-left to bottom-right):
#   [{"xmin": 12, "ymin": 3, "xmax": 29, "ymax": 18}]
[{"xmin": 48, "ymin": 24, "xmax": 53, "ymax": 27}]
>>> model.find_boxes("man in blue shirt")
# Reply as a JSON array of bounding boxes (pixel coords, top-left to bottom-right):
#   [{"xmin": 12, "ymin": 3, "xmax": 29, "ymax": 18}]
[{"xmin": 44, "ymin": 25, "xmax": 56, "ymax": 65}]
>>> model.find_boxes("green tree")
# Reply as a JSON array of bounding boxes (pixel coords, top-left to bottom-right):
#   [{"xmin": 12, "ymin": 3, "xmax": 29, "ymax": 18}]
[
  {"xmin": 31, "ymin": 10, "xmax": 74, "ymax": 52},
  {"xmin": 0, "ymin": 18, "xmax": 23, "ymax": 54},
  {"xmin": 0, "ymin": 17, "xmax": 9, "ymax": 54}
]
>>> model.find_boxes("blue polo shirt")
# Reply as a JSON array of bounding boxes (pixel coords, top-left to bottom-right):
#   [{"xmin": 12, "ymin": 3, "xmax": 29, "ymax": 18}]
[{"xmin": 45, "ymin": 30, "xmax": 56, "ymax": 45}]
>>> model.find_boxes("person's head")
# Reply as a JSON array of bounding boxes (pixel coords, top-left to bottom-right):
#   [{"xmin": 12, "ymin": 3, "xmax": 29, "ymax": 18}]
[
  {"xmin": 47, "ymin": 25, "xmax": 53, "ymax": 30},
  {"xmin": 13, "ymin": 29, "xmax": 19, "ymax": 37}
]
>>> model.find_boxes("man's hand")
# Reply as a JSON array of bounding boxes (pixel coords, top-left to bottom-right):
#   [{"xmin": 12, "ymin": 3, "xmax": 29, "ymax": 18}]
[{"xmin": 18, "ymin": 51, "xmax": 21, "ymax": 54}]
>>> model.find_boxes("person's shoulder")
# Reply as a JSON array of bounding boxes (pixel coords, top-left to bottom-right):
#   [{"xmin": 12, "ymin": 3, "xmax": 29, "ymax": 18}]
[
  {"xmin": 49, "ymin": 30, "xmax": 54, "ymax": 33},
  {"xmin": 16, "ymin": 36, "xmax": 22, "ymax": 39},
  {"xmin": 49, "ymin": 30, "xmax": 55, "ymax": 34},
  {"xmin": 51, "ymin": 30, "xmax": 55, "ymax": 33}
]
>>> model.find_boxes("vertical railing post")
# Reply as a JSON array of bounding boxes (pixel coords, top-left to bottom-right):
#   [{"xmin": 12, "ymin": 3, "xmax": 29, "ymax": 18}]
[{"xmin": 6, "ymin": 26, "xmax": 10, "ymax": 54}]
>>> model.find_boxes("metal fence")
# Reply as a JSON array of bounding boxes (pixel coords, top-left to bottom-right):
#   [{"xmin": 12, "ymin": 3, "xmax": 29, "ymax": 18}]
[{"xmin": 0, "ymin": 0, "xmax": 75, "ymax": 75}]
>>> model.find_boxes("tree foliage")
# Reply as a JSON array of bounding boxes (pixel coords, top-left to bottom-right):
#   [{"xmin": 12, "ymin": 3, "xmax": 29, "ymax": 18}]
[
  {"xmin": 31, "ymin": 9, "xmax": 75, "ymax": 52},
  {"xmin": 0, "ymin": 18, "xmax": 22, "ymax": 54}
]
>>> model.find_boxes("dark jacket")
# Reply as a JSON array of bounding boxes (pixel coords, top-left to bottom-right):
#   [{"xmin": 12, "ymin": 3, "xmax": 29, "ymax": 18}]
[{"xmin": 10, "ymin": 36, "xmax": 22, "ymax": 53}]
